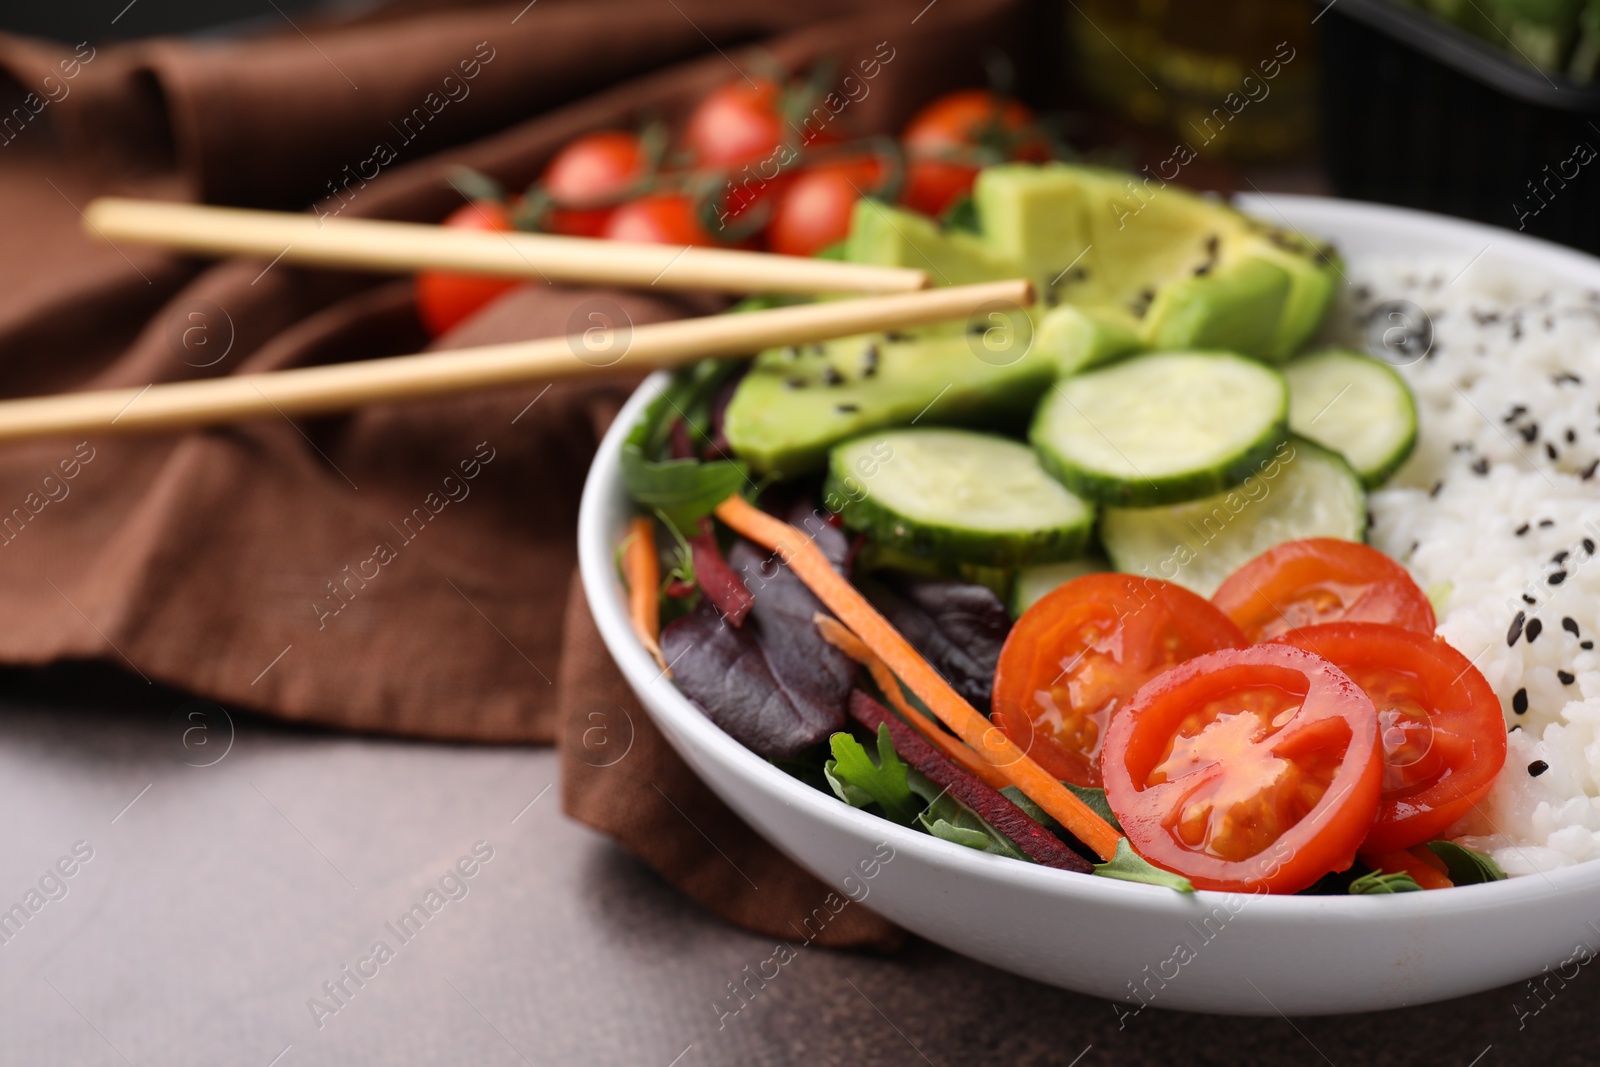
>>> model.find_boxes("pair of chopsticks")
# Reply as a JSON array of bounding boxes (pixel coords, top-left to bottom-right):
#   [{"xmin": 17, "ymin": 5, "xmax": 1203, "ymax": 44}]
[{"xmin": 3, "ymin": 199, "xmax": 1031, "ymax": 445}]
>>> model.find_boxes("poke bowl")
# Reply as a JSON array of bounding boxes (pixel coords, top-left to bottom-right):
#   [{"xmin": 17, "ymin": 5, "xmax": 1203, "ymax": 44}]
[{"xmin": 579, "ymin": 184, "xmax": 1600, "ymax": 1016}]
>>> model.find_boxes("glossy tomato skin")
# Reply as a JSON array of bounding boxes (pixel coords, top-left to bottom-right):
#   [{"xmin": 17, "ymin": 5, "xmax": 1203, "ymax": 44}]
[
  {"xmin": 542, "ymin": 130, "xmax": 647, "ymax": 237},
  {"xmin": 1272, "ymin": 622, "xmax": 1508, "ymax": 852},
  {"xmin": 685, "ymin": 79, "xmax": 787, "ymax": 168},
  {"xmin": 414, "ymin": 201, "xmax": 522, "ymax": 338},
  {"xmin": 1102, "ymin": 644, "xmax": 1383, "ymax": 894},
  {"xmin": 766, "ymin": 157, "xmax": 884, "ymax": 257},
  {"xmin": 901, "ymin": 89, "xmax": 1046, "ymax": 217},
  {"xmin": 601, "ymin": 193, "xmax": 718, "ymax": 246},
  {"xmin": 991, "ymin": 573, "xmax": 1247, "ymax": 787},
  {"xmin": 1211, "ymin": 538, "xmax": 1438, "ymax": 643}
]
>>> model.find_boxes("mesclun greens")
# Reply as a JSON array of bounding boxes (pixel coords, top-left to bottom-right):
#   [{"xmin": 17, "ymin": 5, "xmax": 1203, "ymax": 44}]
[
  {"xmin": 620, "ymin": 359, "xmax": 749, "ymax": 532},
  {"xmin": 1093, "ymin": 840, "xmax": 1195, "ymax": 892},
  {"xmin": 826, "ymin": 726, "xmax": 920, "ymax": 825},
  {"xmin": 1427, "ymin": 841, "xmax": 1508, "ymax": 886},
  {"xmin": 1348, "ymin": 870, "xmax": 1424, "ymax": 894}
]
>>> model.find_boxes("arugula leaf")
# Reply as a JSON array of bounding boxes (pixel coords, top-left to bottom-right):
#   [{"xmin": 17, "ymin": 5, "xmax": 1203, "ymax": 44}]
[
  {"xmin": 914, "ymin": 771, "xmax": 1029, "ymax": 860},
  {"xmin": 941, "ymin": 195, "xmax": 981, "ymax": 235},
  {"xmin": 1426, "ymin": 841, "xmax": 1507, "ymax": 885},
  {"xmin": 824, "ymin": 727, "xmax": 920, "ymax": 825},
  {"xmin": 1348, "ymin": 869, "xmax": 1423, "ymax": 894},
  {"xmin": 1093, "ymin": 840, "xmax": 1194, "ymax": 892},
  {"xmin": 620, "ymin": 360, "xmax": 749, "ymax": 532}
]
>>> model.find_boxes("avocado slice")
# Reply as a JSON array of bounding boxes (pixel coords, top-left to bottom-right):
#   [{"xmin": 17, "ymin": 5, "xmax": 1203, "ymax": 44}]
[
  {"xmin": 845, "ymin": 198, "xmax": 1017, "ymax": 290},
  {"xmin": 972, "ymin": 163, "xmax": 1337, "ymax": 363},
  {"xmin": 722, "ymin": 332, "xmax": 1056, "ymax": 477}
]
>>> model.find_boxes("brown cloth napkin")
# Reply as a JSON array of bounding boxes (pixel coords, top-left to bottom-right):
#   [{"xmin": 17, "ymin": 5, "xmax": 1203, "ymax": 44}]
[{"xmin": 0, "ymin": 0, "xmax": 1024, "ymax": 950}]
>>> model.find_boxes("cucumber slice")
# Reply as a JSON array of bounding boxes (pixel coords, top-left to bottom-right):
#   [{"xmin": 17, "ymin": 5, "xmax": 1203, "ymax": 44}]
[
  {"xmin": 1099, "ymin": 436, "xmax": 1365, "ymax": 597},
  {"xmin": 1011, "ymin": 555, "xmax": 1110, "ymax": 616},
  {"xmin": 1284, "ymin": 348, "xmax": 1418, "ymax": 488},
  {"xmin": 1030, "ymin": 351, "xmax": 1289, "ymax": 507},
  {"xmin": 827, "ymin": 429, "xmax": 1095, "ymax": 567}
]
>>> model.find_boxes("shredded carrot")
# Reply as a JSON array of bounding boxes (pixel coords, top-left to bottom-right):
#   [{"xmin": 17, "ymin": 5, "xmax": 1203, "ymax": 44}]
[
  {"xmin": 717, "ymin": 494, "xmax": 1121, "ymax": 861},
  {"xmin": 622, "ymin": 516, "xmax": 667, "ymax": 672},
  {"xmin": 814, "ymin": 613, "xmax": 1014, "ymax": 790},
  {"xmin": 1360, "ymin": 847, "xmax": 1454, "ymax": 891}
]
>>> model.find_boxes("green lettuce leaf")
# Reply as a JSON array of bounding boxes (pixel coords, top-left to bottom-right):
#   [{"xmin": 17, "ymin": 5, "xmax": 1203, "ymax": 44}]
[
  {"xmin": 1426, "ymin": 841, "xmax": 1507, "ymax": 885},
  {"xmin": 620, "ymin": 360, "xmax": 749, "ymax": 532},
  {"xmin": 916, "ymin": 771, "xmax": 1028, "ymax": 860},
  {"xmin": 1092, "ymin": 840, "xmax": 1194, "ymax": 892}
]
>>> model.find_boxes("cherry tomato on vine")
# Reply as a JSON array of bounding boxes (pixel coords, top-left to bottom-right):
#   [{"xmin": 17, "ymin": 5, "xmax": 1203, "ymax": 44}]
[
  {"xmin": 541, "ymin": 130, "xmax": 648, "ymax": 237},
  {"xmin": 414, "ymin": 201, "xmax": 523, "ymax": 338},
  {"xmin": 601, "ymin": 193, "xmax": 720, "ymax": 246},
  {"xmin": 901, "ymin": 89, "xmax": 1048, "ymax": 217},
  {"xmin": 1101, "ymin": 643, "xmax": 1383, "ymax": 894},
  {"xmin": 1211, "ymin": 538, "xmax": 1438, "ymax": 643},
  {"xmin": 1272, "ymin": 622, "xmax": 1507, "ymax": 852},
  {"xmin": 766, "ymin": 156, "xmax": 885, "ymax": 258},
  {"xmin": 685, "ymin": 78, "xmax": 789, "ymax": 168},
  {"xmin": 990, "ymin": 573, "xmax": 1247, "ymax": 787}
]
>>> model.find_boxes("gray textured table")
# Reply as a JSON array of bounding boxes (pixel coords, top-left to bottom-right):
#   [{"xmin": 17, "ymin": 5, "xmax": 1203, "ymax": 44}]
[{"xmin": 0, "ymin": 667, "xmax": 1592, "ymax": 1067}]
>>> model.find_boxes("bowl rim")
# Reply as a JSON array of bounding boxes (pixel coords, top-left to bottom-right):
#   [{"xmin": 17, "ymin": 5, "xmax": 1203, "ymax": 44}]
[{"xmin": 577, "ymin": 191, "xmax": 1600, "ymax": 923}]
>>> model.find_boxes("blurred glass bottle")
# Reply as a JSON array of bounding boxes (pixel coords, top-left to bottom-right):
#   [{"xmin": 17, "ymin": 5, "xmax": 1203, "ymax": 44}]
[{"xmin": 1066, "ymin": 0, "xmax": 1318, "ymax": 161}]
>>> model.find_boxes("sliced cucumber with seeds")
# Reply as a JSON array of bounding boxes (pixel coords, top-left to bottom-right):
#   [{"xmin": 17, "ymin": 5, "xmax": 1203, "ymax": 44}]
[
  {"xmin": 1011, "ymin": 554, "xmax": 1110, "ymax": 616},
  {"xmin": 1100, "ymin": 436, "xmax": 1365, "ymax": 597},
  {"xmin": 1030, "ymin": 351, "xmax": 1289, "ymax": 507},
  {"xmin": 827, "ymin": 429, "xmax": 1095, "ymax": 568},
  {"xmin": 1285, "ymin": 348, "xmax": 1418, "ymax": 488}
]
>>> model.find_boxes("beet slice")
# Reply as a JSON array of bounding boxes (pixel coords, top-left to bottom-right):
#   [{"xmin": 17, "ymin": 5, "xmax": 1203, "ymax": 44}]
[
  {"xmin": 688, "ymin": 519, "xmax": 753, "ymax": 626},
  {"xmin": 848, "ymin": 690, "xmax": 1091, "ymax": 873},
  {"xmin": 860, "ymin": 573, "xmax": 1010, "ymax": 712}
]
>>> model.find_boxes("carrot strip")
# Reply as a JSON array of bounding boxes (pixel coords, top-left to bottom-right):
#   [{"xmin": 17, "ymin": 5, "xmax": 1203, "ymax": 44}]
[
  {"xmin": 622, "ymin": 516, "xmax": 667, "ymax": 672},
  {"xmin": 716, "ymin": 495, "xmax": 1122, "ymax": 861},
  {"xmin": 814, "ymin": 613, "xmax": 1013, "ymax": 790}
]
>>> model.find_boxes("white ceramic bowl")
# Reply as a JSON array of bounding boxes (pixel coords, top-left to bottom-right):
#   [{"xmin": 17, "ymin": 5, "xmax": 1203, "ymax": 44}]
[{"xmin": 578, "ymin": 195, "xmax": 1600, "ymax": 1016}]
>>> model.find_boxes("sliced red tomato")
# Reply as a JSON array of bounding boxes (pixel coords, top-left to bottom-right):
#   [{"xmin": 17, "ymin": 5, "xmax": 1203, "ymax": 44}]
[
  {"xmin": 541, "ymin": 130, "xmax": 647, "ymax": 237},
  {"xmin": 991, "ymin": 573, "xmax": 1247, "ymax": 787},
  {"xmin": 766, "ymin": 157, "xmax": 885, "ymax": 258},
  {"xmin": 1102, "ymin": 644, "xmax": 1382, "ymax": 893},
  {"xmin": 685, "ymin": 78, "xmax": 787, "ymax": 168},
  {"xmin": 900, "ymin": 89, "xmax": 1048, "ymax": 217},
  {"xmin": 601, "ymin": 193, "xmax": 719, "ymax": 246},
  {"xmin": 414, "ymin": 201, "xmax": 522, "ymax": 338},
  {"xmin": 1273, "ymin": 622, "xmax": 1507, "ymax": 852},
  {"xmin": 1211, "ymin": 538, "xmax": 1437, "ymax": 643}
]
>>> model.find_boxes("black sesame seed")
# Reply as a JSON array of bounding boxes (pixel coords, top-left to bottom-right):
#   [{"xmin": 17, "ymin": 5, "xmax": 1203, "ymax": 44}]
[
  {"xmin": 1514, "ymin": 687, "xmax": 1529, "ymax": 713},
  {"xmin": 835, "ymin": 403, "xmax": 859, "ymax": 414},
  {"xmin": 1585, "ymin": 640, "xmax": 1595, "ymax": 650},
  {"xmin": 1528, "ymin": 618, "xmax": 1545, "ymax": 642},
  {"xmin": 1584, "ymin": 460, "xmax": 1599, "ymax": 481},
  {"xmin": 884, "ymin": 331, "xmax": 907, "ymax": 343},
  {"xmin": 1556, "ymin": 371, "xmax": 1584, "ymax": 385},
  {"xmin": 821, "ymin": 366, "xmax": 843, "ymax": 386},
  {"xmin": 1524, "ymin": 594, "xmax": 1539, "ymax": 605},
  {"xmin": 1504, "ymin": 403, "xmax": 1528, "ymax": 423},
  {"xmin": 1564, "ymin": 616, "xmax": 1581, "ymax": 636},
  {"xmin": 1429, "ymin": 480, "xmax": 1444, "ymax": 498},
  {"xmin": 1559, "ymin": 670, "xmax": 1576, "ymax": 684},
  {"xmin": 783, "ymin": 346, "xmax": 801, "ymax": 360},
  {"xmin": 783, "ymin": 377, "xmax": 806, "ymax": 390},
  {"xmin": 1551, "ymin": 571, "xmax": 1569, "ymax": 585},
  {"xmin": 1568, "ymin": 428, "xmax": 1579, "ymax": 444},
  {"xmin": 1554, "ymin": 550, "xmax": 1570, "ymax": 564},
  {"xmin": 1521, "ymin": 423, "xmax": 1539, "ymax": 444},
  {"xmin": 861, "ymin": 343, "xmax": 880, "ymax": 369},
  {"xmin": 1529, "ymin": 760, "xmax": 1549, "ymax": 777},
  {"xmin": 1541, "ymin": 518, "xmax": 1556, "ymax": 528},
  {"xmin": 1472, "ymin": 458, "xmax": 1490, "ymax": 475},
  {"xmin": 1546, "ymin": 442, "xmax": 1560, "ymax": 461},
  {"xmin": 1509, "ymin": 611, "xmax": 1527, "ymax": 645},
  {"xmin": 1516, "ymin": 522, "xmax": 1531, "ymax": 536},
  {"xmin": 1585, "ymin": 539, "xmax": 1596, "ymax": 555}
]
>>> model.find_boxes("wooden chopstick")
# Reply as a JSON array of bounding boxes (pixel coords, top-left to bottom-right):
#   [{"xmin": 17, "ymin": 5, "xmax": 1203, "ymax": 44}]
[
  {"xmin": 83, "ymin": 197, "xmax": 929, "ymax": 295},
  {"xmin": 0, "ymin": 278, "xmax": 1031, "ymax": 443}
]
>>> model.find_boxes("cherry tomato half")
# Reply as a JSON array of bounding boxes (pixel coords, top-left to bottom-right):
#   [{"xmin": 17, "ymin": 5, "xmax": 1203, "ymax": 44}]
[
  {"xmin": 601, "ymin": 193, "xmax": 719, "ymax": 246},
  {"xmin": 991, "ymin": 573, "xmax": 1247, "ymax": 787},
  {"xmin": 1272, "ymin": 623, "xmax": 1507, "ymax": 852},
  {"xmin": 414, "ymin": 201, "xmax": 522, "ymax": 338},
  {"xmin": 1102, "ymin": 644, "xmax": 1382, "ymax": 894},
  {"xmin": 766, "ymin": 157, "xmax": 884, "ymax": 258},
  {"xmin": 541, "ymin": 130, "xmax": 647, "ymax": 237},
  {"xmin": 900, "ymin": 89, "xmax": 1047, "ymax": 217},
  {"xmin": 1211, "ymin": 538, "xmax": 1438, "ymax": 643}
]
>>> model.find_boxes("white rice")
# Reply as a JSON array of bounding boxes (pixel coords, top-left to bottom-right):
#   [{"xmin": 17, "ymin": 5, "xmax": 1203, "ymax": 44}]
[{"xmin": 1331, "ymin": 260, "xmax": 1600, "ymax": 875}]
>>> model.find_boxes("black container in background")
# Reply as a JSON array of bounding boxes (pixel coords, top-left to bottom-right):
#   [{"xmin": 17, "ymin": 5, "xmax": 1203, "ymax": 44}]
[{"xmin": 1318, "ymin": 0, "xmax": 1600, "ymax": 255}]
